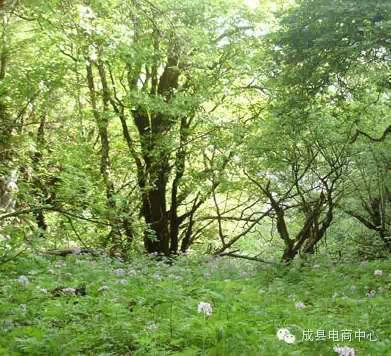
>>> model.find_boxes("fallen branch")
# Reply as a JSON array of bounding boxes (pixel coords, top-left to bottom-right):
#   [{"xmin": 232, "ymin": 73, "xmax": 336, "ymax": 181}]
[
  {"xmin": 217, "ymin": 251, "xmax": 278, "ymax": 265},
  {"xmin": 43, "ymin": 248, "xmax": 99, "ymax": 257}
]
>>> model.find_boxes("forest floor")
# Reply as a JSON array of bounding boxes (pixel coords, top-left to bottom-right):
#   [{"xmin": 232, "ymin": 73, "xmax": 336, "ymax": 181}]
[{"xmin": 0, "ymin": 253, "xmax": 390, "ymax": 355}]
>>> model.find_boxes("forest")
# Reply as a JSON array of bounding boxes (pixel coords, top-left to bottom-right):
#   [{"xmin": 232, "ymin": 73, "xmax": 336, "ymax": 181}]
[{"xmin": 0, "ymin": 0, "xmax": 390, "ymax": 355}]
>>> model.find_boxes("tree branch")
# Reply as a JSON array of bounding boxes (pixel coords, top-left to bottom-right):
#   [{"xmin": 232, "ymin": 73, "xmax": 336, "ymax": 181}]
[{"xmin": 351, "ymin": 125, "xmax": 391, "ymax": 143}]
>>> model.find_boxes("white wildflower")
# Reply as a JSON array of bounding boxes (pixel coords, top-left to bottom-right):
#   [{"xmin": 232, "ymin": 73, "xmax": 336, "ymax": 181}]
[
  {"xmin": 116, "ymin": 279, "xmax": 128, "ymax": 285},
  {"xmin": 295, "ymin": 301, "xmax": 306, "ymax": 309},
  {"xmin": 197, "ymin": 302, "xmax": 213, "ymax": 316},
  {"xmin": 374, "ymin": 270, "xmax": 383, "ymax": 277},
  {"xmin": 128, "ymin": 269, "xmax": 137, "ymax": 276},
  {"xmin": 366, "ymin": 289, "xmax": 376, "ymax": 298},
  {"xmin": 277, "ymin": 328, "xmax": 295, "ymax": 344},
  {"xmin": 333, "ymin": 345, "xmax": 355, "ymax": 356},
  {"xmin": 17, "ymin": 275, "xmax": 29, "ymax": 287},
  {"xmin": 146, "ymin": 321, "xmax": 158, "ymax": 332},
  {"xmin": 98, "ymin": 285, "xmax": 110, "ymax": 292},
  {"xmin": 113, "ymin": 268, "xmax": 126, "ymax": 276},
  {"xmin": 39, "ymin": 288, "xmax": 48, "ymax": 294}
]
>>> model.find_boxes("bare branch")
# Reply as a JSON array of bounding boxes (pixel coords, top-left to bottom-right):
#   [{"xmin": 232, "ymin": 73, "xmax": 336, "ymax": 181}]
[
  {"xmin": 217, "ymin": 251, "xmax": 278, "ymax": 265},
  {"xmin": 351, "ymin": 125, "xmax": 391, "ymax": 143}
]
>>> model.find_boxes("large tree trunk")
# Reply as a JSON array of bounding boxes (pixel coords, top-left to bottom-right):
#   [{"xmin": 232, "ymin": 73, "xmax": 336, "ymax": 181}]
[
  {"xmin": 169, "ymin": 117, "xmax": 191, "ymax": 253},
  {"xmin": 261, "ymin": 180, "xmax": 334, "ymax": 264},
  {"xmin": 131, "ymin": 46, "xmax": 180, "ymax": 255},
  {"xmin": 133, "ymin": 110, "xmax": 171, "ymax": 255},
  {"xmin": 142, "ymin": 179, "xmax": 170, "ymax": 254}
]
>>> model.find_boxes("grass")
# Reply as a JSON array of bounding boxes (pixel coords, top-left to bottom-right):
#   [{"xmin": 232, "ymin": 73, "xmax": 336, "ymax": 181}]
[{"xmin": 0, "ymin": 253, "xmax": 390, "ymax": 355}]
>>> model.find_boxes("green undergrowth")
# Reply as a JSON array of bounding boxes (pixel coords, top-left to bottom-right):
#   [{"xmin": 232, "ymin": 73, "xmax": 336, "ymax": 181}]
[{"xmin": 0, "ymin": 254, "xmax": 390, "ymax": 355}]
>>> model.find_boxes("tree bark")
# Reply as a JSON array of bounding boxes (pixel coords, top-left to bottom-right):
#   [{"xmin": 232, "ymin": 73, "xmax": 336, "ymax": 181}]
[
  {"xmin": 86, "ymin": 62, "xmax": 122, "ymax": 244},
  {"xmin": 133, "ymin": 109, "xmax": 171, "ymax": 254}
]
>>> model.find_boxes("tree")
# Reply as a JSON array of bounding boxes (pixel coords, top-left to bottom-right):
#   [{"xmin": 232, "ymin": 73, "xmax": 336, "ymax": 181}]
[
  {"xmin": 18, "ymin": 0, "xmax": 265, "ymax": 255},
  {"xmin": 248, "ymin": 0, "xmax": 391, "ymax": 260},
  {"xmin": 268, "ymin": 0, "xmax": 390, "ymax": 142},
  {"xmin": 343, "ymin": 143, "xmax": 391, "ymax": 249}
]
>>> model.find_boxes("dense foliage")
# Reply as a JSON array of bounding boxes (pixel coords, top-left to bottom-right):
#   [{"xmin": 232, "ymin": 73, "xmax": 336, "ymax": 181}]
[{"xmin": 0, "ymin": 0, "xmax": 390, "ymax": 354}]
